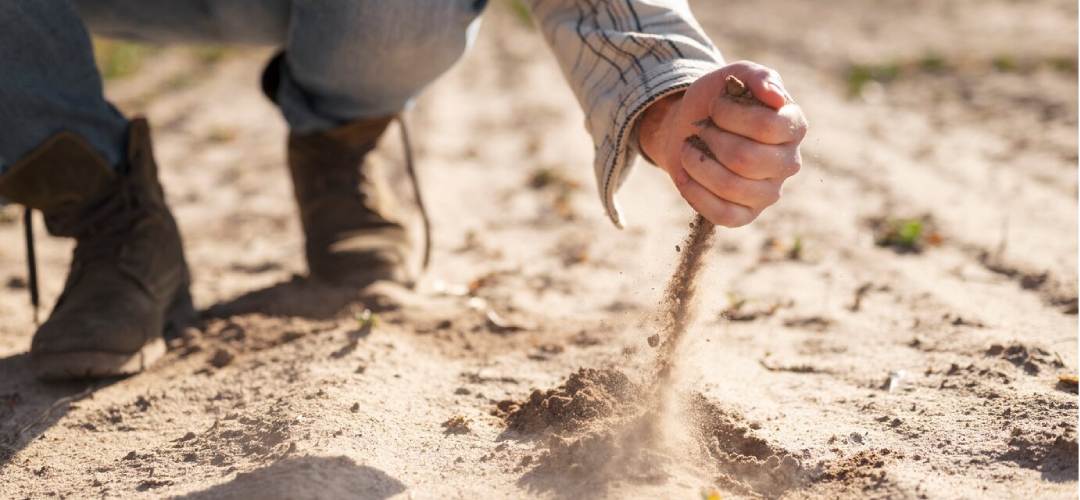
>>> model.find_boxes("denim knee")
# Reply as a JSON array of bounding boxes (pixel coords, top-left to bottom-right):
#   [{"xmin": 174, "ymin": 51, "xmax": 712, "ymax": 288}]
[{"xmin": 275, "ymin": 0, "xmax": 486, "ymax": 131}]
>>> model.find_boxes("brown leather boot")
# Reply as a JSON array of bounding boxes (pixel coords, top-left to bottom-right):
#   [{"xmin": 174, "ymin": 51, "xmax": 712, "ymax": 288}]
[
  {"xmin": 0, "ymin": 119, "xmax": 192, "ymax": 380},
  {"xmin": 288, "ymin": 117, "xmax": 417, "ymax": 287}
]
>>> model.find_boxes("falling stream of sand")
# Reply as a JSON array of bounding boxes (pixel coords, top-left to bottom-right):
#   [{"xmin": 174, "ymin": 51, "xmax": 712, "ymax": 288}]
[
  {"xmin": 653, "ymin": 213, "xmax": 715, "ymax": 381},
  {"xmin": 641, "ymin": 76, "xmax": 763, "ymax": 477},
  {"xmin": 652, "ymin": 75, "xmax": 758, "ymax": 383}
]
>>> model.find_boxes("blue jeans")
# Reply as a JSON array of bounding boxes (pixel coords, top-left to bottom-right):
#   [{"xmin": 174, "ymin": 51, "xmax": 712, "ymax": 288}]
[{"xmin": 0, "ymin": 0, "xmax": 485, "ymax": 171}]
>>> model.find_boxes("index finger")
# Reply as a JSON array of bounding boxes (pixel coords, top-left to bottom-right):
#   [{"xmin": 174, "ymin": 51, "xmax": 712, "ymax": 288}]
[{"xmin": 709, "ymin": 98, "xmax": 807, "ymax": 146}]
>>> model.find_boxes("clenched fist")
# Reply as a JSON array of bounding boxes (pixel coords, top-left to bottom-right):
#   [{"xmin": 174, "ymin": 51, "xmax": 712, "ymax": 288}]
[{"xmin": 638, "ymin": 61, "xmax": 808, "ymax": 227}]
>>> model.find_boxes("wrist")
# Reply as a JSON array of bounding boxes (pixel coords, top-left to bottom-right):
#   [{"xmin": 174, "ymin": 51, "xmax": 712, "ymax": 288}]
[{"xmin": 637, "ymin": 92, "xmax": 683, "ymax": 165}]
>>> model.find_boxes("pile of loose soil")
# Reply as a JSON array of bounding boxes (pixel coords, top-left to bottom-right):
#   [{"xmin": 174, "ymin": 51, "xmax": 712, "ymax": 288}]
[
  {"xmin": 496, "ymin": 368, "xmax": 680, "ymax": 494},
  {"xmin": 497, "ymin": 368, "xmax": 640, "ymax": 434},
  {"xmin": 685, "ymin": 393, "xmax": 806, "ymax": 496},
  {"xmin": 498, "ymin": 367, "xmax": 812, "ymax": 495}
]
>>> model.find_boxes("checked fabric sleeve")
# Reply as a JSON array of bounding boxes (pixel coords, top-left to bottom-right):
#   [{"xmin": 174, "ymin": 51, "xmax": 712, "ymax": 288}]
[{"xmin": 524, "ymin": 0, "xmax": 724, "ymax": 227}]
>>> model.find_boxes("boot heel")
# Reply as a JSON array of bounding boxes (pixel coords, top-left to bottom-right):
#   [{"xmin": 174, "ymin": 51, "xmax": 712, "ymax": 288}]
[{"xmin": 164, "ymin": 286, "xmax": 196, "ymax": 339}]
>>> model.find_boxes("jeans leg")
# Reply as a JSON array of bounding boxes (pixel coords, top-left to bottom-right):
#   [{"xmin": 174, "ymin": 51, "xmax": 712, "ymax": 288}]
[
  {"xmin": 0, "ymin": 1, "xmax": 128, "ymax": 172},
  {"xmin": 274, "ymin": 0, "xmax": 487, "ymax": 132},
  {"xmin": 74, "ymin": 0, "xmax": 291, "ymax": 45}
]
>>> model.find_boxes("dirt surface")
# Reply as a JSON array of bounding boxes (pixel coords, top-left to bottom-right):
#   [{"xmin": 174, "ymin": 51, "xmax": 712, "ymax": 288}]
[{"xmin": 1, "ymin": 1, "xmax": 1077, "ymax": 498}]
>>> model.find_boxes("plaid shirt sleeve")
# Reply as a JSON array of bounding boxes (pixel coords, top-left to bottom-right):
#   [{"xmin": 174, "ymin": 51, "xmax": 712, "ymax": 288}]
[{"xmin": 524, "ymin": 0, "xmax": 724, "ymax": 227}]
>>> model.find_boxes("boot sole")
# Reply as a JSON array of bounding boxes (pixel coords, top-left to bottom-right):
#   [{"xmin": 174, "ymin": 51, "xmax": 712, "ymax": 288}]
[
  {"xmin": 32, "ymin": 287, "xmax": 195, "ymax": 381},
  {"xmin": 31, "ymin": 339, "xmax": 167, "ymax": 380}
]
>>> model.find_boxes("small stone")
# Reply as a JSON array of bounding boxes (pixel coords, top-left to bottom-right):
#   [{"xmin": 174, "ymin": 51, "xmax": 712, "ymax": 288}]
[
  {"xmin": 725, "ymin": 75, "xmax": 749, "ymax": 97},
  {"xmin": 209, "ymin": 348, "xmax": 234, "ymax": 368}
]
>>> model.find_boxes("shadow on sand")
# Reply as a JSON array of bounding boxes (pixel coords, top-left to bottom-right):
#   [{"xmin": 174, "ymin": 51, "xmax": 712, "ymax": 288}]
[
  {"xmin": 178, "ymin": 455, "xmax": 406, "ymax": 500},
  {"xmin": 202, "ymin": 275, "xmax": 399, "ymax": 320},
  {"xmin": 0, "ymin": 353, "xmax": 110, "ymax": 466}
]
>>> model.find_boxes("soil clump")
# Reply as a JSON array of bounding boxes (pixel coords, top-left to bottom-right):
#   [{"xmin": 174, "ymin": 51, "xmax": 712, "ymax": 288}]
[{"xmin": 499, "ymin": 368, "xmax": 640, "ymax": 435}]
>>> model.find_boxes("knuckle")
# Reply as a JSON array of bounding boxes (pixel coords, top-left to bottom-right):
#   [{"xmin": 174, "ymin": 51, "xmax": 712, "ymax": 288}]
[
  {"xmin": 788, "ymin": 108, "xmax": 809, "ymax": 138},
  {"xmin": 789, "ymin": 160, "xmax": 802, "ymax": 177},
  {"xmin": 793, "ymin": 120, "xmax": 809, "ymax": 141},
  {"xmin": 764, "ymin": 186, "xmax": 782, "ymax": 207},
  {"xmin": 785, "ymin": 153, "xmax": 802, "ymax": 177},
  {"xmin": 713, "ymin": 204, "xmax": 747, "ymax": 228},
  {"xmin": 749, "ymin": 184, "xmax": 779, "ymax": 210}
]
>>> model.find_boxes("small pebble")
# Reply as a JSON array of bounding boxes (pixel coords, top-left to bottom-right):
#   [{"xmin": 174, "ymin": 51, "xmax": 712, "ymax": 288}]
[{"xmin": 209, "ymin": 348, "xmax": 234, "ymax": 368}]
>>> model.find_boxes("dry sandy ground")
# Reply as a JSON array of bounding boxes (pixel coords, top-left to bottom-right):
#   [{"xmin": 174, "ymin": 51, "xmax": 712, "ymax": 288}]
[{"xmin": 1, "ymin": 1, "xmax": 1077, "ymax": 498}]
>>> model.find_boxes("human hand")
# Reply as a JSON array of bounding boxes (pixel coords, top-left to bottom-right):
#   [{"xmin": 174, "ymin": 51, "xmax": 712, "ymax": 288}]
[{"xmin": 638, "ymin": 61, "xmax": 807, "ymax": 227}]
